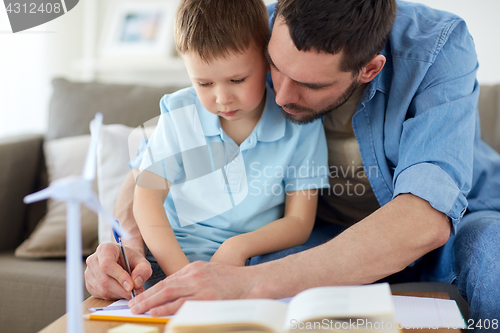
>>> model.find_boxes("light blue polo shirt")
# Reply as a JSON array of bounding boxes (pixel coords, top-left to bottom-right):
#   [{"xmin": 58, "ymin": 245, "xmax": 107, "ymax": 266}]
[{"xmin": 139, "ymin": 84, "xmax": 329, "ymax": 262}]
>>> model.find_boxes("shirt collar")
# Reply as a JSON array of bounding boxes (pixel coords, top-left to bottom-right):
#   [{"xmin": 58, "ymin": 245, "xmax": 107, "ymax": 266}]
[
  {"xmin": 256, "ymin": 83, "xmax": 286, "ymax": 142},
  {"xmin": 366, "ymin": 45, "xmax": 392, "ymax": 100},
  {"xmin": 194, "ymin": 95, "xmax": 221, "ymax": 136},
  {"xmin": 194, "ymin": 83, "xmax": 286, "ymax": 142}
]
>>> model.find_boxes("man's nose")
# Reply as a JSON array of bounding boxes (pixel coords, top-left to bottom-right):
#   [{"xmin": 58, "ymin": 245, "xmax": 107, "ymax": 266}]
[{"xmin": 274, "ymin": 75, "xmax": 299, "ymax": 106}]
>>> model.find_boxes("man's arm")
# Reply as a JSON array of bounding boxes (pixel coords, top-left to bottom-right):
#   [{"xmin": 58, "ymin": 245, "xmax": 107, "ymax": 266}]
[
  {"xmin": 115, "ymin": 171, "xmax": 147, "ymax": 255},
  {"xmin": 85, "ymin": 171, "xmax": 152, "ymax": 300},
  {"xmin": 250, "ymin": 193, "xmax": 451, "ymax": 295},
  {"xmin": 129, "ymin": 193, "xmax": 450, "ymax": 315}
]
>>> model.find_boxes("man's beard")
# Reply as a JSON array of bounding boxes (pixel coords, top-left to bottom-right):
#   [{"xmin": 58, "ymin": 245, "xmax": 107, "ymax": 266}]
[{"xmin": 277, "ymin": 79, "xmax": 361, "ymax": 125}]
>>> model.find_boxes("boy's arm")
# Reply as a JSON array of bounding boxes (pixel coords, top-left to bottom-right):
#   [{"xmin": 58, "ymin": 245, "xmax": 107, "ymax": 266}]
[
  {"xmin": 134, "ymin": 170, "xmax": 190, "ymax": 276},
  {"xmin": 210, "ymin": 190, "xmax": 318, "ymax": 266}
]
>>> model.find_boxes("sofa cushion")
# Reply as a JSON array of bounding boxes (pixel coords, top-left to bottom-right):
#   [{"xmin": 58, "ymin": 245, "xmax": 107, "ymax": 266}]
[
  {"xmin": 47, "ymin": 78, "xmax": 187, "ymax": 140},
  {"xmin": 15, "ymin": 135, "xmax": 99, "ymax": 258},
  {"xmin": 0, "ymin": 252, "xmax": 89, "ymax": 333},
  {"xmin": 96, "ymin": 124, "xmax": 155, "ymax": 243}
]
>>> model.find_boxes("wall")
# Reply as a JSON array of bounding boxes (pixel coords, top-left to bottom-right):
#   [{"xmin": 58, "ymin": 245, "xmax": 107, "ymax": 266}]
[
  {"xmin": 0, "ymin": 2, "xmax": 84, "ymax": 138},
  {"xmin": 0, "ymin": 0, "xmax": 499, "ymax": 138},
  {"xmin": 412, "ymin": 0, "xmax": 500, "ymax": 84}
]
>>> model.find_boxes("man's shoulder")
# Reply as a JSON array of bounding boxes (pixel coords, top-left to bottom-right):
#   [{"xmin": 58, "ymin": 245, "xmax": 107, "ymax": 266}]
[
  {"xmin": 160, "ymin": 86, "xmax": 197, "ymax": 114},
  {"xmin": 391, "ymin": 1, "xmax": 467, "ymax": 63}
]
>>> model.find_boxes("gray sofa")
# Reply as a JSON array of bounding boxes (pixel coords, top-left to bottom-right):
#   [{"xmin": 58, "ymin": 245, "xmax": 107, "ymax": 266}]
[
  {"xmin": 0, "ymin": 78, "xmax": 186, "ymax": 333},
  {"xmin": 0, "ymin": 78, "xmax": 498, "ymax": 333}
]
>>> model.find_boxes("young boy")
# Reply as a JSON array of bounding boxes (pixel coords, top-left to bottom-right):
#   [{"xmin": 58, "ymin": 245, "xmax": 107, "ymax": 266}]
[{"xmin": 134, "ymin": 0, "xmax": 329, "ymax": 277}]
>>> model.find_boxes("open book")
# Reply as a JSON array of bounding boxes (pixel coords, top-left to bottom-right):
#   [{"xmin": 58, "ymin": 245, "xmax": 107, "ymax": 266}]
[{"xmin": 165, "ymin": 283, "xmax": 401, "ymax": 332}]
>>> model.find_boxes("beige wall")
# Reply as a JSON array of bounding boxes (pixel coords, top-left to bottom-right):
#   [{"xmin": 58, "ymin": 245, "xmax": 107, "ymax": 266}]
[
  {"xmin": 1, "ymin": 0, "xmax": 499, "ymax": 138},
  {"xmin": 0, "ymin": 3, "xmax": 84, "ymax": 138}
]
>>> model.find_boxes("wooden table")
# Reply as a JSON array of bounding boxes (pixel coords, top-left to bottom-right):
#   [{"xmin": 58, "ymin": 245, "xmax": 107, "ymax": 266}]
[
  {"xmin": 40, "ymin": 292, "xmax": 462, "ymax": 333},
  {"xmin": 39, "ymin": 297, "xmax": 165, "ymax": 333}
]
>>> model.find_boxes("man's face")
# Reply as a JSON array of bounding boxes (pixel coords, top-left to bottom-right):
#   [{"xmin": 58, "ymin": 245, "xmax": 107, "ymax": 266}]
[{"xmin": 267, "ymin": 17, "xmax": 361, "ymax": 124}]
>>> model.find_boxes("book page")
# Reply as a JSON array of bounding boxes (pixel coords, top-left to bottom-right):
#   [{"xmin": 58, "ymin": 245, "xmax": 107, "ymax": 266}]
[
  {"xmin": 284, "ymin": 283, "xmax": 394, "ymax": 330},
  {"xmin": 167, "ymin": 299, "xmax": 288, "ymax": 332}
]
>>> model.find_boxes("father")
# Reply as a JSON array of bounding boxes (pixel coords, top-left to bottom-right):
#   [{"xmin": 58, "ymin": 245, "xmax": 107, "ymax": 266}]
[{"xmin": 85, "ymin": 0, "xmax": 500, "ymax": 325}]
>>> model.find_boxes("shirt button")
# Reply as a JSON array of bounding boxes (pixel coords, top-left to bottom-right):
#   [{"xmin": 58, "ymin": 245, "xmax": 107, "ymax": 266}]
[{"xmin": 232, "ymin": 157, "xmax": 239, "ymax": 164}]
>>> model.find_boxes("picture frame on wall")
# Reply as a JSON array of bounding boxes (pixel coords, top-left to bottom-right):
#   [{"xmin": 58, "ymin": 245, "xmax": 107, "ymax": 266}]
[{"xmin": 100, "ymin": 1, "xmax": 177, "ymax": 57}]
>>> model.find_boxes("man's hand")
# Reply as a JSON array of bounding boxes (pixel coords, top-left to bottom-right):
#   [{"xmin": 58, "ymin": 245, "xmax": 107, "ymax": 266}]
[
  {"xmin": 85, "ymin": 242, "xmax": 153, "ymax": 300},
  {"xmin": 129, "ymin": 261, "xmax": 255, "ymax": 316},
  {"xmin": 210, "ymin": 237, "xmax": 248, "ymax": 267}
]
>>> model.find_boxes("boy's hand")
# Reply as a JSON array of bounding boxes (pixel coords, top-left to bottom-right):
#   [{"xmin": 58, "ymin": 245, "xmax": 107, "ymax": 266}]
[{"xmin": 210, "ymin": 237, "xmax": 248, "ymax": 266}]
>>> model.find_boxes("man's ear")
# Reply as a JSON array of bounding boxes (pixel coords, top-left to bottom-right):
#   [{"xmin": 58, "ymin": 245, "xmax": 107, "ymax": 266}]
[{"xmin": 358, "ymin": 55, "xmax": 386, "ymax": 83}]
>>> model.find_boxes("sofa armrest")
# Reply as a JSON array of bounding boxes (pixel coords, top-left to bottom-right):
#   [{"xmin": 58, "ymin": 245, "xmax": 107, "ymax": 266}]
[
  {"xmin": 0, "ymin": 134, "xmax": 44, "ymax": 251},
  {"xmin": 478, "ymin": 84, "xmax": 500, "ymax": 154}
]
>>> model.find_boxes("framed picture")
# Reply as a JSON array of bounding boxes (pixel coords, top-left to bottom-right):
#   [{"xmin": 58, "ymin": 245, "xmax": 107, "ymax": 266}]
[{"xmin": 100, "ymin": 1, "xmax": 177, "ymax": 57}]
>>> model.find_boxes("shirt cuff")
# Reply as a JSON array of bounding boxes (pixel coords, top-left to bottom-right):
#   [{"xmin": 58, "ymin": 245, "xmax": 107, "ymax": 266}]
[
  {"xmin": 140, "ymin": 159, "xmax": 181, "ymax": 184},
  {"xmin": 284, "ymin": 177, "xmax": 330, "ymax": 192},
  {"xmin": 393, "ymin": 163, "xmax": 468, "ymax": 235}
]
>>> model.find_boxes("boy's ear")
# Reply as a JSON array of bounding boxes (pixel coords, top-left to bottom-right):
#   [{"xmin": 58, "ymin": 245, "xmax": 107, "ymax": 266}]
[{"xmin": 358, "ymin": 55, "xmax": 386, "ymax": 83}]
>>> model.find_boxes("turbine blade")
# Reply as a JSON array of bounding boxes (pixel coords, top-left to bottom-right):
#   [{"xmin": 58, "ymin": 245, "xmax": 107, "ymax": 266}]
[
  {"xmin": 83, "ymin": 113, "xmax": 103, "ymax": 181},
  {"xmin": 24, "ymin": 187, "xmax": 53, "ymax": 204},
  {"xmin": 83, "ymin": 193, "xmax": 130, "ymax": 240}
]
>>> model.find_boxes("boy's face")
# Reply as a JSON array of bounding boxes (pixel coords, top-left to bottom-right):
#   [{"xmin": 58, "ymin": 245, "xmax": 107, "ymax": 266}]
[{"xmin": 182, "ymin": 45, "xmax": 268, "ymax": 121}]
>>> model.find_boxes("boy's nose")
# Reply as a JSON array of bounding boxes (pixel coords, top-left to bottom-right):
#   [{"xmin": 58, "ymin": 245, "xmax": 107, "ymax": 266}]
[{"xmin": 216, "ymin": 89, "xmax": 234, "ymax": 106}]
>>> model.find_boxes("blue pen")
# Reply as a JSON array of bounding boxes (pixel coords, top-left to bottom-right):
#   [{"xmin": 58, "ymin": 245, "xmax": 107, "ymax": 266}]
[{"xmin": 113, "ymin": 223, "xmax": 136, "ymax": 298}]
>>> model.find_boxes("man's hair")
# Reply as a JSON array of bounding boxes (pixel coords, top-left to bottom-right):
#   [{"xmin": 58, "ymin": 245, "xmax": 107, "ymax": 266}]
[
  {"xmin": 274, "ymin": 0, "xmax": 397, "ymax": 74},
  {"xmin": 175, "ymin": 0, "xmax": 270, "ymax": 61}
]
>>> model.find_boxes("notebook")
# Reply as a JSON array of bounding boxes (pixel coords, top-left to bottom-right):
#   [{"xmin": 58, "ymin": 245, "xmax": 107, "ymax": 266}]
[{"xmin": 85, "ymin": 299, "xmax": 172, "ymax": 324}]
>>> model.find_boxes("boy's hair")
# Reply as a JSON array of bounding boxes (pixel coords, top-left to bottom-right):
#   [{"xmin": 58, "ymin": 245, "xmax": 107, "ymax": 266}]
[
  {"xmin": 175, "ymin": 0, "xmax": 270, "ymax": 61},
  {"xmin": 274, "ymin": 0, "xmax": 397, "ymax": 74}
]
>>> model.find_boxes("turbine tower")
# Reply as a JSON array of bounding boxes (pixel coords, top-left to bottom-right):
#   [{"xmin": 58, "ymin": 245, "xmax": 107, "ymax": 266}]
[{"xmin": 24, "ymin": 113, "xmax": 127, "ymax": 333}]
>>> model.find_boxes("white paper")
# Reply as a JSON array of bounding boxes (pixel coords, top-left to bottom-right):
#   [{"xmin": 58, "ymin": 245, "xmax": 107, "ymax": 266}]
[
  {"xmin": 393, "ymin": 295, "xmax": 466, "ymax": 329},
  {"xmin": 91, "ymin": 299, "xmax": 172, "ymax": 320}
]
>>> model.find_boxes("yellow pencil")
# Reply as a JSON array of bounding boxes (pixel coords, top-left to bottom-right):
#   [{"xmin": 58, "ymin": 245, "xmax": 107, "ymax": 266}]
[{"xmin": 84, "ymin": 313, "xmax": 170, "ymax": 324}]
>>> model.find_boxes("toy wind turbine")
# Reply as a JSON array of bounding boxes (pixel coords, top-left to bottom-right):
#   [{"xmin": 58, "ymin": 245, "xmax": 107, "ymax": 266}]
[{"xmin": 24, "ymin": 113, "xmax": 127, "ymax": 333}]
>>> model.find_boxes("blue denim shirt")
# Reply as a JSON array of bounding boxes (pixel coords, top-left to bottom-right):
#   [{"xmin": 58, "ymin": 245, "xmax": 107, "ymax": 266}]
[{"xmin": 268, "ymin": 1, "xmax": 500, "ymax": 234}]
